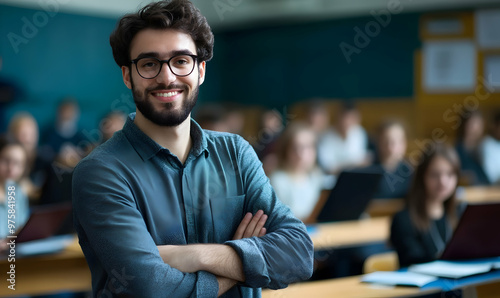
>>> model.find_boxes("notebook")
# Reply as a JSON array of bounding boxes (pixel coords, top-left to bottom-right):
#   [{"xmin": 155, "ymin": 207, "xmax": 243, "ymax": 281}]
[{"xmin": 316, "ymin": 169, "xmax": 383, "ymax": 223}]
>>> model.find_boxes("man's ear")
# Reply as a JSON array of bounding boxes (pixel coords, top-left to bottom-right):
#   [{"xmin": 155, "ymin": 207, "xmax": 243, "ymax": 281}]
[
  {"xmin": 198, "ymin": 61, "xmax": 206, "ymax": 85},
  {"xmin": 122, "ymin": 66, "xmax": 132, "ymax": 89}
]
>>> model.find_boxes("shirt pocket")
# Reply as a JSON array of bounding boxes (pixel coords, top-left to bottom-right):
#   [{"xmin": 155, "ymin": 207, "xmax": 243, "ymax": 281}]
[{"xmin": 209, "ymin": 195, "xmax": 245, "ymax": 243}]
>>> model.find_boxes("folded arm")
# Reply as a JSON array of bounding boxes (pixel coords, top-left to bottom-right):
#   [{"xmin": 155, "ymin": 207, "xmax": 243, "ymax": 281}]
[{"xmin": 158, "ymin": 210, "xmax": 267, "ymax": 296}]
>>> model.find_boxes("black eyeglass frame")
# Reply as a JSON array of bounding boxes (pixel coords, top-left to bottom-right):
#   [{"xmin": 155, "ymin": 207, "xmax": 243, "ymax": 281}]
[{"xmin": 130, "ymin": 54, "xmax": 199, "ymax": 79}]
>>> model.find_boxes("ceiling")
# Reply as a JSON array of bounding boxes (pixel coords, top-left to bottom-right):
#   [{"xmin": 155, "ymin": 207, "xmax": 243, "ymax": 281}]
[{"xmin": 1, "ymin": 0, "xmax": 499, "ymax": 29}]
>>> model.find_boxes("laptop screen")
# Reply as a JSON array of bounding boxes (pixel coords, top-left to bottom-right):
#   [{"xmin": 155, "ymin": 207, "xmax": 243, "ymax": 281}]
[{"xmin": 440, "ymin": 203, "xmax": 500, "ymax": 260}]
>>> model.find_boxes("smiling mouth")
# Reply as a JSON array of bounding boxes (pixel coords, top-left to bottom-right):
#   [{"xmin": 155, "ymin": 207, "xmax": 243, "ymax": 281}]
[
  {"xmin": 151, "ymin": 90, "xmax": 183, "ymax": 102},
  {"xmin": 153, "ymin": 91, "xmax": 179, "ymax": 97}
]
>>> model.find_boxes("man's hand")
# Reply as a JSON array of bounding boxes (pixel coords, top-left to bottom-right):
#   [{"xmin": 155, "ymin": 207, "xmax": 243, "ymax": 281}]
[{"xmin": 233, "ymin": 210, "xmax": 267, "ymax": 240}]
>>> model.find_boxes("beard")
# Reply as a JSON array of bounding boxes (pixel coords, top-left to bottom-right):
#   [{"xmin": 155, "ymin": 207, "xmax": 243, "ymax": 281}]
[{"xmin": 131, "ymin": 75, "xmax": 199, "ymax": 127}]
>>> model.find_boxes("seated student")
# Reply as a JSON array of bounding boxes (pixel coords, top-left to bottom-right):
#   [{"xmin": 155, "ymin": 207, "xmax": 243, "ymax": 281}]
[
  {"xmin": 0, "ymin": 136, "xmax": 30, "ymax": 250},
  {"xmin": 456, "ymin": 111, "xmax": 489, "ymax": 185},
  {"xmin": 99, "ymin": 111, "xmax": 127, "ymax": 144},
  {"xmin": 269, "ymin": 123, "xmax": 327, "ymax": 222},
  {"xmin": 480, "ymin": 110, "xmax": 500, "ymax": 185},
  {"xmin": 317, "ymin": 101, "xmax": 369, "ymax": 175},
  {"xmin": 7, "ymin": 112, "xmax": 48, "ymax": 200},
  {"xmin": 390, "ymin": 144, "xmax": 462, "ymax": 268},
  {"xmin": 371, "ymin": 120, "xmax": 412, "ymax": 199},
  {"xmin": 254, "ymin": 109, "xmax": 285, "ymax": 175},
  {"xmin": 305, "ymin": 99, "xmax": 331, "ymax": 136},
  {"xmin": 41, "ymin": 98, "xmax": 86, "ymax": 161}
]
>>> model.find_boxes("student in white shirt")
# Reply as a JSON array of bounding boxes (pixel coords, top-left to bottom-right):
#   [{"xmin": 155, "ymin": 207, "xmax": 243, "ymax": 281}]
[
  {"xmin": 480, "ymin": 111, "xmax": 500, "ymax": 185},
  {"xmin": 270, "ymin": 123, "xmax": 326, "ymax": 222},
  {"xmin": 317, "ymin": 101, "xmax": 369, "ymax": 175}
]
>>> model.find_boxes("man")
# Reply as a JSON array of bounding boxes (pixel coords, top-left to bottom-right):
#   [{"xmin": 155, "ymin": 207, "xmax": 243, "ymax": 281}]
[{"xmin": 72, "ymin": 0, "xmax": 314, "ymax": 297}]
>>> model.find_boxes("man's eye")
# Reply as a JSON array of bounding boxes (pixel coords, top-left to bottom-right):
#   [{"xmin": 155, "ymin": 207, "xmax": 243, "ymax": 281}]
[
  {"xmin": 140, "ymin": 60, "xmax": 158, "ymax": 68},
  {"xmin": 172, "ymin": 56, "xmax": 193, "ymax": 67}
]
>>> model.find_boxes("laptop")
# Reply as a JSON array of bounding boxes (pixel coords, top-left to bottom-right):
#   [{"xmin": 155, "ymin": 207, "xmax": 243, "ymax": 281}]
[
  {"xmin": 440, "ymin": 203, "xmax": 500, "ymax": 260},
  {"xmin": 15, "ymin": 202, "xmax": 72, "ymax": 243},
  {"xmin": 316, "ymin": 169, "xmax": 383, "ymax": 223}
]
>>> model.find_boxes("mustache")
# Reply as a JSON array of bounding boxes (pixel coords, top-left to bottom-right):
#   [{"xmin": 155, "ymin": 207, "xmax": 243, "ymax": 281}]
[{"xmin": 145, "ymin": 84, "xmax": 187, "ymax": 93}]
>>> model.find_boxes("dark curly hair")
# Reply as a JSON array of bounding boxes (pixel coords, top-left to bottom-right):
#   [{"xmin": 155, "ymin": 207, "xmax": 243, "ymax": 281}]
[{"xmin": 109, "ymin": 0, "xmax": 214, "ymax": 67}]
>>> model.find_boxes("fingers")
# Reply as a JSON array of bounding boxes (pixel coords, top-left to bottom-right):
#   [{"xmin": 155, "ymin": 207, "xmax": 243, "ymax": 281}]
[
  {"xmin": 242, "ymin": 210, "xmax": 265, "ymax": 238},
  {"xmin": 232, "ymin": 210, "xmax": 268, "ymax": 240},
  {"xmin": 248, "ymin": 212, "xmax": 267, "ymax": 238},
  {"xmin": 233, "ymin": 212, "xmax": 253, "ymax": 240}
]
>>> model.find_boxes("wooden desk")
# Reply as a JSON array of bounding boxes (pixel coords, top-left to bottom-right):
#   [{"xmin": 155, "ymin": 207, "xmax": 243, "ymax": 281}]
[
  {"xmin": 363, "ymin": 186, "xmax": 500, "ymax": 219},
  {"xmin": 463, "ymin": 186, "xmax": 500, "ymax": 203},
  {"xmin": 0, "ymin": 238, "xmax": 91, "ymax": 297},
  {"xmin": 261, "ymin": 275, "xmax": 438, "ymax": 298},
  {"xmin": 262, "ymin": 274, "xmax": 500, "ymax": 298},
  {"xmin": 367, "ymin": 199, "xmax": 405, "ymax": 218},
  {"xmin": 311, "ymin": 217, "xmax": 389, "ymax": 250}
]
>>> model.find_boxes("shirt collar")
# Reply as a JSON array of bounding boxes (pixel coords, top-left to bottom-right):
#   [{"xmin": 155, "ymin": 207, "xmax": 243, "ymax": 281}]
[{"xmin": 123, "ymin": 113, "xmax": 209, "ymax": 161}]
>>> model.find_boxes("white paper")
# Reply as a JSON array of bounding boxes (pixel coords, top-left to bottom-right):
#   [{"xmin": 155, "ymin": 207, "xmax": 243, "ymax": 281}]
[
  {"xmin": 484, "ymin": 55, "xmax": 500, "ymax": 89},
  {"xmin": 475, "ymin": 9, "xmax": 500, "ymax": 49},
  {"xmin": 409, "ymin": 261, "xmax": 493, "ymax": 279},
  {"xmin": 361, "ymin": 271, "xmax": 438, "ymax": 287},
  {"xmin": 423, "ymin": 40, "xmax": 476, "ymax": 93}
]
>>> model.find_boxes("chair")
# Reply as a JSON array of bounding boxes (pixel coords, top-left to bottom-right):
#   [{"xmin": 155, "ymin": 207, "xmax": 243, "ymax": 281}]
[{"xmin": 363, "ymin": 251, "xmax": 399, "ymax": 274}]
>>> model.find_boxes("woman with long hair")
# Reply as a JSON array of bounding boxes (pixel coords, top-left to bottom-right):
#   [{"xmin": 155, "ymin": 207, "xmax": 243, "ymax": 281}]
[{"xmin": 390, "ymin": 144, "xmax": 462, "ymax": 268}]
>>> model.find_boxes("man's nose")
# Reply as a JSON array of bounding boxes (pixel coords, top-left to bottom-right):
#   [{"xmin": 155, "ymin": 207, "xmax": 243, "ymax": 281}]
[{"xmin": 156, "ymin": 63, "xmax": 177, "ymax": 85}]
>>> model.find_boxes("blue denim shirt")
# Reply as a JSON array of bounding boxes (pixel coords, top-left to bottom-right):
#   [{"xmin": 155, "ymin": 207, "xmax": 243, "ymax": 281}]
[{"xmin": 73, "ymin": 114, "xmax": 313, "ymax": 297}]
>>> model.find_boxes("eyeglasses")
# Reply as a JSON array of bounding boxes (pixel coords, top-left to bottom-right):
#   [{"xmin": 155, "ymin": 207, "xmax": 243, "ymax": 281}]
[{"xmin": 131, "ymin": 54, "xmax": 198, "ymax": 79}]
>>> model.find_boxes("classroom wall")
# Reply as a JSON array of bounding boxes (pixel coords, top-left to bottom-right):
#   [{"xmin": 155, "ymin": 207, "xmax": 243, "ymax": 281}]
[
  {"xmin": 0, "ymin": 5, "xmax": 126, "ymax": 132},
  {"xmin": 212, "ymin": 13, "xmax": 421, "ymax": 107},
  {"xmin": 0, "ymin": 4, "xmax": 422, "ymax": 132}
]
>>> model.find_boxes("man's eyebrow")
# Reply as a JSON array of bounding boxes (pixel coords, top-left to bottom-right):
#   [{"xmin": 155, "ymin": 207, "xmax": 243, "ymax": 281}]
[
  {"xmin": 170, "ymin": 50, "xmax": 196, "ymax": 57},
  {"xmin": 135, "ymin": 52, "xmax": 160, "ymax": 60},
  {"xmin": 134, "ymin": 50, "xmax": 196, "ymax": 60}
]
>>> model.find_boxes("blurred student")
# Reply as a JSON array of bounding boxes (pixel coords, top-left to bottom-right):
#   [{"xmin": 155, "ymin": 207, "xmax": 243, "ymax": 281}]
[
  {"xmin": 42, "ymin": 98, "xmax": 85, "ymax": 160},
  {"xmin": 0, "ymin": 136, "xmax": 29, "ymax": 248},
  {"xmin": 254, "ymin": 109, "xmax": 285, "ymax": 175},
  {"xmin": 100, "ymin": 111, "xmax": 127, "ymax": 143},
  {"xmin": 270, "ymin": 123, "xmax": 325, "ymax": 221},
  {"xmin": 7, "ymin": 112, "xmax": 49, "ymax": 199},
  {"xmin": 371, "ymin": 120, "xmax": 412, "ymax": 199},
  {"xmin": 317, "ymin": 101, "xmax": 369, "ymax": 175},
  {"xmin": 305, "ymin": 100, "xmax": 331, "ymax": 136},
  {"xmin": 223, "ymin": 104, "xmax": 245, "ymax": 136},
  {"xmin": 456, "ymin": 111, "xmax": 489, "ymax": 185},
  {"xmin": 194, "ymin": 103, "xmax": 228, "ymax": 132},
  {"xmin": 480, "ymin": 110, "xmax": 500, "ymax": 185},
  {"xmin": 390, "ymin": 144, "xmax": 462, "ymax": 268}
]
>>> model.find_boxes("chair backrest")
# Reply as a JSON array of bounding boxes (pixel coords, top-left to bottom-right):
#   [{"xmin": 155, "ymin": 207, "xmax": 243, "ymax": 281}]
[{"xmin": 363, "ymin": 251, "xmax": 399, "ymax": 274}]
